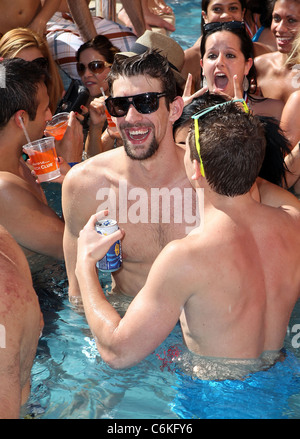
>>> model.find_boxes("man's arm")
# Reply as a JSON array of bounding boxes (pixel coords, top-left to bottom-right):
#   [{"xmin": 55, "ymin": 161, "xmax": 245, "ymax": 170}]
[
  {"xmin": 29, "ymin": 0, "xmax": 62, "ymax": 35},
  {"xmin": 75, "ymin": 212, "xmax": 186, "ymax": 369},
  {"xmin": 67, "ymin": 0, "xmax": 97, "ymax": 41},
  {"xmin": 62, "ymin": 164, "xmax": 90, "ymax": 300},
  {"xmin": 121, "ymin": 0, "xmax": 146, "ymax": 36},
  {"xmin": 0, "ymin": 175, "xmax": 64, "ymax": 259}
]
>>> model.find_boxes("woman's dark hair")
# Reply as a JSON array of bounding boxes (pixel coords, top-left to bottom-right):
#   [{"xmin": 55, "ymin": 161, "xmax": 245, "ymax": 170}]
[
  {"xmin": 200, "ymin": 26, "xmax": 257, "ymax": 93},
  {"xmin": 76, "ymin": 35, "xmax": 119, "ymax": 64},
  {"xmin": 258, "ymin": 115, "xmax": 290, "ymax": 186},
  {"xmin": 246, "ymin": 0, "xmax": 273, "ymax": 27}
]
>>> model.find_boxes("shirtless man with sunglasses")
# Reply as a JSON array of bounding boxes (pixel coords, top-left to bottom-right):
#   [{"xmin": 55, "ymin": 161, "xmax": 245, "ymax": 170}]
[{"xmin": 62, "ymin": 50, "xmax": 198, "ymax": 304}]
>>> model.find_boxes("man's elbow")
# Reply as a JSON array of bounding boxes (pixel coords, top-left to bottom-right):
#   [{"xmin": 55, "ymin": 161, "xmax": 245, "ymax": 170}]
[{"xmin": 96, "ymin": 344, "xmax": 138, "ymax": 370}]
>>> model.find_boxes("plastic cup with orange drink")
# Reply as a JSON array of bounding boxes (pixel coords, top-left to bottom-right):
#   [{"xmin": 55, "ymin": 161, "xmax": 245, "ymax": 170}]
[
  {"xmin": 22, "ymin": 137, "xmax": 61, "ymax": 182},
  {"xmin": 100, "ymin": 87, "xmax": 116, "ymax": 128},
  {"xmin": 105, "ymin": 108, "xmax": 116, "ymax": 128},
  {"xmin": 44, "ymin": 112, "xmax": 69, "ymax": 140}
]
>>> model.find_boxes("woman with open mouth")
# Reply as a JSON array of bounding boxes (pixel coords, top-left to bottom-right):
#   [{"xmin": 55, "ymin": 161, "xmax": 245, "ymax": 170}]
[{"xmin": 200, "ymin": 23, "xmax": 284, "ymax": 120}]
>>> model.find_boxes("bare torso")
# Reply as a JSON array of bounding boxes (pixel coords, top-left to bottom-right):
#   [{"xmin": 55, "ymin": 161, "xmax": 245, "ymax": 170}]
[
  {"xmin": 64, "ymin": 146, "xmax": 198, "ymax": 298},
  {"xmin": 178, "ymin": 198, "xmax": 300, "ymax": 360},
  {"xmin": 255, "ymin": 51, "xmax": 298, "ymax": 104},
  {"xmin": 0, "ymin": 0, "xmax": 41, "ymax": 35}
]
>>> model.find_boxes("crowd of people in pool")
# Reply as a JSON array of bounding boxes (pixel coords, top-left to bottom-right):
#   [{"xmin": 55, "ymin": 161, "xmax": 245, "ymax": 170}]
[{"xmin": 0, "ymin": 0, "xmax": 300, "ymax": 419}]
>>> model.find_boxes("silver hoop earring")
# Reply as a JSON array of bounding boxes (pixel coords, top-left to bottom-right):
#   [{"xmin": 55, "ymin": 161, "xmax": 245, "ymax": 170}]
[{"xmin": 243, "ymin": 76, "xmax": 249, "ymax": 92}]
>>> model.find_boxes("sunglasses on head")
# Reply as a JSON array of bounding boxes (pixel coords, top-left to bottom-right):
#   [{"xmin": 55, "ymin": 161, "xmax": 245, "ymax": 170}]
[
  {"xmin": 191, "ymin": 99, "xmax": 249, "ymax": 178},
  {"xmin": 76, "ymin": 60, "xmax": 112, "ymax": 76},
  {"xmin": 203, "ymin": 20, "xmax": 245, "ymax": 34},
  {"xmin": 105, "ymin": 92, "xmax": 167, "ymax": 117}
]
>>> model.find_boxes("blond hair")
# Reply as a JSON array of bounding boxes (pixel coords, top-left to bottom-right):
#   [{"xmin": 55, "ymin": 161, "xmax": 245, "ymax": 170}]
[
  {"xmin": 0, "ymin": 28, "xmax": 64, "ymax": 113},
  {"xmin": 286, "ymin": 29, "xmax": 300, "ymax": 68}
]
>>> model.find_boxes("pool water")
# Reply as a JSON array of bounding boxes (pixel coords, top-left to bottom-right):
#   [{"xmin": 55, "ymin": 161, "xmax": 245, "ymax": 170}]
[
  {"xmin": 28, "ymin": 272, "xmax": 182, "ymax": 419},
  {"xmin": 167, "ymin": 0, "xmax": 202, "ymax": 50}
]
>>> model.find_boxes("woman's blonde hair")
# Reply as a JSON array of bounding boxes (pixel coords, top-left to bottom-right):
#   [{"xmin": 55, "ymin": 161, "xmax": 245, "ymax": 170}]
[
  {"xmin": 286, "ymin": 28, "xmax": 300, "ymax": 68},
  {"xmin": 0, "ymin": 27, "xmax": 64, "ymax": 113}
]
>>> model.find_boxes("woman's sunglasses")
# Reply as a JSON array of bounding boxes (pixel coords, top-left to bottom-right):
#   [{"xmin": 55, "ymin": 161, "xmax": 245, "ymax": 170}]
[
  {"xmin": 203, "ymin": 20, "xmax": 245, "ymax": 33},
  {"xmin": 105, "ymin": 92, "xmax": 167, "ymax": 117},
  {"xmin": 32, "ymin": 57, "xmax": 49, "ymax": 70},
  {"xmin": 76, "ymin": 60, "xmax": 112, "ymax": 76}
]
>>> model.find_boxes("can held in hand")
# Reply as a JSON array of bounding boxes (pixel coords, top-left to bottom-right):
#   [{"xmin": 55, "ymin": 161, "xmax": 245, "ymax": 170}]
[{"xmin": 95, "ymin": 219, "xmax": 122, "ymax": 272}]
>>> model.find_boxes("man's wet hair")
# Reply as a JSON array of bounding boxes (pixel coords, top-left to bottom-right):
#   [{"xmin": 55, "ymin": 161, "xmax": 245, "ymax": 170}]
[
  {"xmin": 188, "ymin": 97, "xmax": 266, "ymax": 196},
  {"xmin": 0, "ymin": 58, "xmax": 47, "ymax": 130},
  {"xmin": 107, "ymin": 48, "xmax": 177, "ymax": 108},
  {"xmin": 175, "ymin": 92, "xmax": 290, "ymax": 187}
]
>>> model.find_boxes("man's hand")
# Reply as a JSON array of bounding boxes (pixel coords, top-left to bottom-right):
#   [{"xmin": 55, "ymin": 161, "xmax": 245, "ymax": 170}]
[
  {"xmin": 76, "ymin": 210, "xmax": 124, "ymax": 269},
  {"xmin": 56, "ymin": 111, "xmax": 84, "ymax": 162},
  {"xmin": 182, "ymin": 73, "xmax": 208, "ymax": 107}
]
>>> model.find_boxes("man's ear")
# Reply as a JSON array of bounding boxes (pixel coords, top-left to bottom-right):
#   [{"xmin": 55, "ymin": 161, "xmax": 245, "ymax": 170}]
[
  {"xmin": 169, "ymin": 96, "xmax": 184, "ymax": 123},
  {"xmin": 14, "ymin": 110, "xmax": 27, "ymax": 129},
  {"xmin": 191, "ymin": 159, "xmax": 202, "ymax": 181}
]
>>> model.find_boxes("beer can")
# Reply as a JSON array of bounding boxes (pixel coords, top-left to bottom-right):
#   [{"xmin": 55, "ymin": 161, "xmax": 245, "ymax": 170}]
[{"xmin": 95, "ymin": 219, "xmax": 122, "ymax": 272}]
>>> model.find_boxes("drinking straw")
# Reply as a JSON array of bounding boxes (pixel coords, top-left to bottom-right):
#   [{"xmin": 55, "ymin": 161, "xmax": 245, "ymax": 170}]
[
  {"xmin": 19, "ymin": 116, "xmax": 32, "ymax": 145},
  {"xmin": 100, "ymin": 87, "xmax": 106, "ymax": 98}
]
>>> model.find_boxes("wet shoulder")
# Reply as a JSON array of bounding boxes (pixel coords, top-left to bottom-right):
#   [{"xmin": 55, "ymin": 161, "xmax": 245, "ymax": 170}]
[
  {"xmin": 254, "ymin": 51, "xmax": 278, "ymax": 72},
  {"xmin": 0, "ymin": 171, "xmax": 39, "ymax": 200}
]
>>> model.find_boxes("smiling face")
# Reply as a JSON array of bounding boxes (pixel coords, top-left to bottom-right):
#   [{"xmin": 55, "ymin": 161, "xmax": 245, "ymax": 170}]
[
  {"xmin": 201, "ymin": 30, "xmax": 252, "ymax": 96},
  {"xmin": 78, "ymin": 47, "xmax": 111, "ymax": 96},
  {"xmin": 111, "ymin": 74, "xmax": 171, "ymax": 161},
  {"xmin": 271, "ymin": 0, "xmax": 300, "ymax": 54},
  {"xmin": 202, "ymin": 0, "xmax": 245, "ymax": 23}
]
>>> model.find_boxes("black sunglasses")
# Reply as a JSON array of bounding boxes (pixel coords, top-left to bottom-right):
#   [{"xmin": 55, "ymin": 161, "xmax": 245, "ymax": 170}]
[
  {"xmin": 203, "ymin": 20, "xmax": 245, "ymax": 33},
  {"xmin": 32, "ymin": 57, "xmax": 49, "ymax": 70},
  {"xmin": 105, "ymin": 92, "xmax": 167, "ymax": 117},
  {"xmin": 76, "ymin": 60, "xmax": 111, "ymax": 76}
]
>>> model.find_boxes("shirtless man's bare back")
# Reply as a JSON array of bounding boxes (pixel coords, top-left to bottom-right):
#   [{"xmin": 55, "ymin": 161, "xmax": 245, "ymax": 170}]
[{"xmin": 0, "ymin": 225, "xmax": 43, "ymax": 418}]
